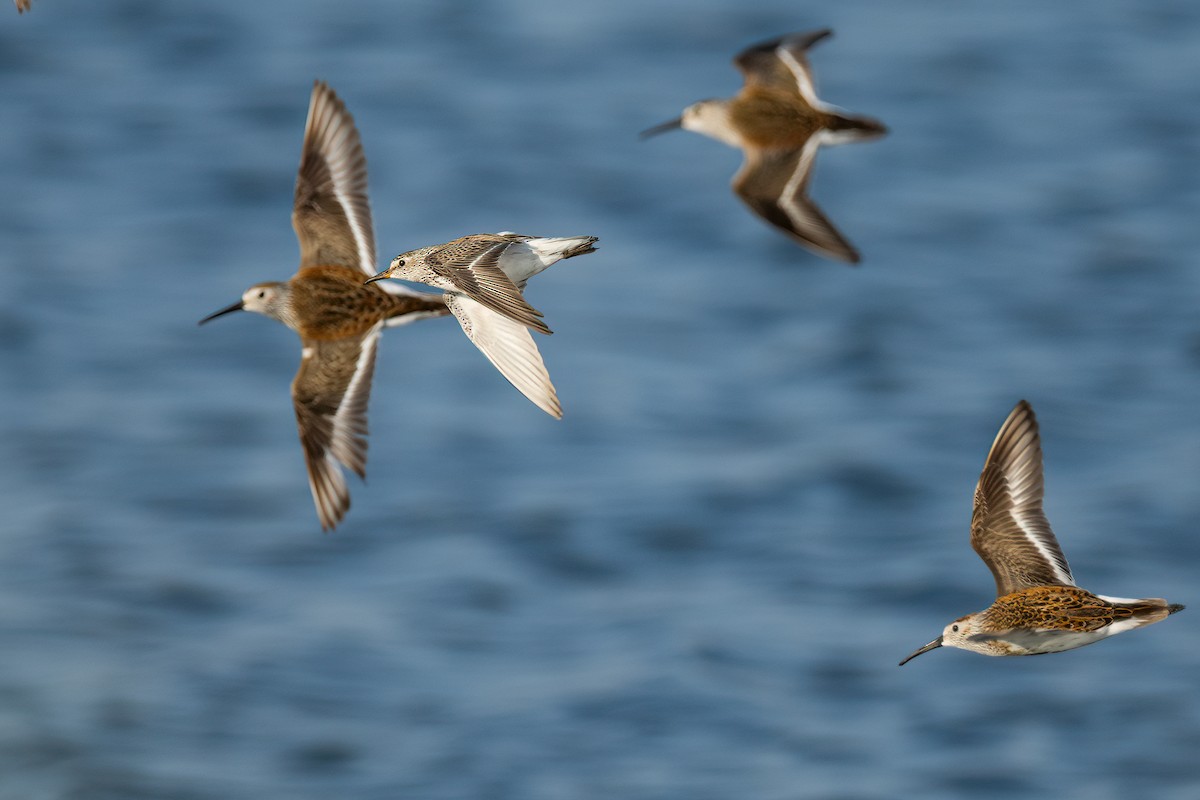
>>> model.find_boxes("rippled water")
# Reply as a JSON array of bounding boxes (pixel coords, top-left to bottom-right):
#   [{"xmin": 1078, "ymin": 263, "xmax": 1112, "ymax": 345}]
[{"xmin": 1, "ymin": 1, "xmax": 1199, "ymax": 798}]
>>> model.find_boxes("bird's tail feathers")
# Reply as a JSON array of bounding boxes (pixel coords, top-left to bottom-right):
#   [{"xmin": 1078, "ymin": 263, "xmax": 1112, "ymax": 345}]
[
  {"xmin": 527, "ymin": 235, "xmax": 599, "ymax": 263},
  {"xmin": 821, "ymin": 112, "xmax": 888, "ymax": 145}
]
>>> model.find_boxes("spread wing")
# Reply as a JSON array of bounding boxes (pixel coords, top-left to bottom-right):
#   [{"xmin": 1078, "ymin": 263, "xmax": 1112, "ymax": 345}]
[
  {"xmin": 970, "ymin": 400, "xmax": 1075, "ymax": 596},
  {"xmin": 291, "ymin": 327, "xmax": 381, "ymax": 530},
  {"xmin": 734, "ymin": 29, "xmax": 832, "ymax": 105},
  {"xmin": 444, "ymin": 294, "xmax": 561, "ymax": 419},
  {"xmin": 732, "ymin": 134, "xmax": 860, "ymax": 263},
  {"xmin": 293, "ymin": 80, "xmax": 377, "ymax": 277},
  {"xmin": 425, "ymin": 237, "xmax": 552, "ymax": 335}
]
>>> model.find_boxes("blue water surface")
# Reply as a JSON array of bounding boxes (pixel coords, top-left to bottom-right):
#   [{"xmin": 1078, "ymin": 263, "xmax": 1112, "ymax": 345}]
[{"xmin": 1, "ymin": 1, "xmax": 1199, "ymax": 798}]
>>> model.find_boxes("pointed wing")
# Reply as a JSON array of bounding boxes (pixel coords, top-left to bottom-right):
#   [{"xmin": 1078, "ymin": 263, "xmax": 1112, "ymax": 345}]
[
  {"xmin": 970, "ymin": 400, "xmax": 1075, "ymax": 596},
  {"xmin": 732, "ymin": 135, "xmax": 860, "ymax": 263},
  {"xmin": 291, "ymin": 327, "xmax": 381, "ymax": 530},
  {"xmin": 445, "ymin": 294, "xmax": 562, "ymax": 419},
  {"xmin": 293, "ymin": 80, "xmax": 377, "ymax": 276},
  {"xmin": 734, "ymin": 29, "xmax": 832, "ymax": 105},
  {"xmin": 424, "ymin": 237, "xmax": 552, "ymax": 335}
]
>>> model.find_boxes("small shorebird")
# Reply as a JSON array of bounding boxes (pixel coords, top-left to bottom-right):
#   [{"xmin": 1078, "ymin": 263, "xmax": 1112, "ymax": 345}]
[
  {"xmin": 641, "ymin": 29, "xmax": 886, "ymax": 263},
  {"xmin": 200, "ymin": 81, "xmax": 449, "ymax": 531},
  {"xmin": 365, "ymin": 232, "xmax": 598, "ymax": 419},
  {"xmin": 899, "ymin": 401, "xmax": 1183, "ymax": 665}
]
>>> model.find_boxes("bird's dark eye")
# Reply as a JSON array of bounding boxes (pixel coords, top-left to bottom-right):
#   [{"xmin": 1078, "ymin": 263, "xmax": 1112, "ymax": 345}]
[
  {"xmin": 397, "ymin": 259, "xmax": 405, "ymax": 267},
  {"xmin": 952, "ymin": 625, "xmax": 959, "ymax": 632},
  {"xmin": 257, "ymin": 290, "xmax": 265, "ymax": 298}
]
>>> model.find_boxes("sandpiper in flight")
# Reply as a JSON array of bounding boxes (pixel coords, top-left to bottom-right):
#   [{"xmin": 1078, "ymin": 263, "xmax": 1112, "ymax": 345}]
[
  {"xmin": 899, "ymin": 400, "xmax": 1183, "ymax": 665},
  {"xmin": 641, "ymin": 29, "xmax": 886, "ymax": 263},
  {"xmin": 365, "ymin": 232, "xmax": 598, "ymax": 419},
  {"xmin": 200, "ymin": 81, "xmax": 451, "ymax": 531}
]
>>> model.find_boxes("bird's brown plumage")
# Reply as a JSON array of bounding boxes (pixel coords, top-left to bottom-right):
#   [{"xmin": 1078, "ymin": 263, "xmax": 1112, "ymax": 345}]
[{"xmin": 970, "ymin": 400, "xmax": 1075, "ymax": 597}]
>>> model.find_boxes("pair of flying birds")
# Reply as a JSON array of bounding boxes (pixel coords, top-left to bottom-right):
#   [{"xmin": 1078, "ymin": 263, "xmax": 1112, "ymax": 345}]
[{"xmin": 200, "ymin": 81, "xmax": 596, "ymax": 530}]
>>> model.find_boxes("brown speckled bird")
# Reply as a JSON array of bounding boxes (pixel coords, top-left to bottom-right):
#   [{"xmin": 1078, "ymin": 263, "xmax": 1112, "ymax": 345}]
[
  {"xmin": 200, "ymin": 81, "xmax": 448, "ymax": 531},
  {"xmin": 900, "ymin": 400, "xmax": 1184, "ymax": 665}
]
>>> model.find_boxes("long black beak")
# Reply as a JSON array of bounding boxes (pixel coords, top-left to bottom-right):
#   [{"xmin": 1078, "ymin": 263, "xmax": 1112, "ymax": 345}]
[
  {"xmin": 898, "ymin": 636, "xmax": 943, "ymax": 666},
  {"xmin": 198, "ymin": 300, "xmax": 245, "ymax": 325},
  {"xmin": 639, "ymin": 117, "xmax": 683, "ymax": 139},
  {"xmin": 363, "ymin": 270, "xmax": 389, "ymax": 285}
]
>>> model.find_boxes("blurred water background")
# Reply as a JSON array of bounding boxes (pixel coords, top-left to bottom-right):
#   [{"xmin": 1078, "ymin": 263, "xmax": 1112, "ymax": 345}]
[{"xmin": 1, "ymin": 1, "xmax": 1199, "ymax": 798}]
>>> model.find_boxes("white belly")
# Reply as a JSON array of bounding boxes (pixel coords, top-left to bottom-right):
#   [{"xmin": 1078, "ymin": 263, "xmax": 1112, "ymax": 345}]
[{"xmin": 1001, "ymin": 620, "xmax": 1145, "ymax": 655}]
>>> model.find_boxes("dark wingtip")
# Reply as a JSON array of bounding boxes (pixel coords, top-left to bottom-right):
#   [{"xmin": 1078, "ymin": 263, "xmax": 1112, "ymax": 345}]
[
  {"xmin": 751, "ymin": 28, "xmax": 834, "ymax": 55},
  {"xmin": 789, "ymin": 28, "xmax": 834, "ymax": 50},
  {"xmin": 1013, "ymin": 398, "xmax": 1035, "ymax": 417},
  {"xmin": 1169, "ymin": 603, "xmax": 1185, "ymax": 615}
]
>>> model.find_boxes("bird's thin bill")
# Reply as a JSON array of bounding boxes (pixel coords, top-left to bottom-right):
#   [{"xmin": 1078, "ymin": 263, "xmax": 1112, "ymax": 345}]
[
  {"xmin": 639, "ymin": 117, "xmax": 683, "ymax": 139},
  {"xmin": 363, "ymin": 270, "xmax": 388, "ymax": 285},
  {"xmin": 198, "ymin": 300, "xmax": 245, "ymax": 325},
  {"xmin": 898, "ymin": 636, "xmax": 943, "ymax": 666}
]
